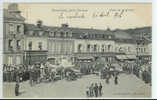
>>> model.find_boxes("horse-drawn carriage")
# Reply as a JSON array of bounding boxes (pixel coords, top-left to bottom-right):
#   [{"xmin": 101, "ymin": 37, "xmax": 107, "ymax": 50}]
[{"xmin": 100, "ymin": 67, "xmax": 120, "ymax": 79}]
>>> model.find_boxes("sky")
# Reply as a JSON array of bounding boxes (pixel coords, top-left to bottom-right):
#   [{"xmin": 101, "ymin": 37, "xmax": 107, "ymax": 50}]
[{"xmin": 4, "ymin": 3, "xmax": 152, "ymax": 30}]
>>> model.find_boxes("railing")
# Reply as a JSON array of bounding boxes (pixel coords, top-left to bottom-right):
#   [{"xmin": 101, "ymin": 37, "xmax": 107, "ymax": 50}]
[{"xmin": 74, "ymin": 52, "xmax": 117, "ymax": 57}]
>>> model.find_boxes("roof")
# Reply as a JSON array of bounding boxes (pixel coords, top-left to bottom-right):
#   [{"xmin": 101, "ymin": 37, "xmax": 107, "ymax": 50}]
[
  {"xmin": 24, "ymin": 23, "xmax": 152, "ymax": 43},
  {"xmin": 24, "ymin": 23, "xmax": 114, "ymax": 35},
  {"xmin": 3, "ymin": 8, "xmax": 25, "ymax": 21},
  {"xmin": 114, "ymin": 30, "xmax": 133, "ymax": 39}
]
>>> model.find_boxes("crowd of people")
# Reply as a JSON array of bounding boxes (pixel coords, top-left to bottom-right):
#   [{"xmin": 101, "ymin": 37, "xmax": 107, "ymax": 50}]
[
  {"xmin": 120, "ymin": 61, "xmax": 152, "ymax": 85},
  {"xmin": 3, "ymin": 59, "xmax": 151, "ymax": 97},
  {"xmin": 86, "ymin": 83, "xmax": 102, "ymax": 97},
  {"xmin": 3, "ymin": 63, "xmax": 81, "ymax": 85},
  {"xmin": 3, "ymin": 64, "xmax": 29, "ymax": 82},
  {"xmin": 133, "ymin": 63, "xmax": 151, "ymax": 84}
]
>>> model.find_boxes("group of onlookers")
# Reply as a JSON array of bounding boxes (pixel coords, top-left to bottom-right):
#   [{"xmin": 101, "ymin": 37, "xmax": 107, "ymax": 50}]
[
  {"xmin": 133, "ymin": 64, "xmax": 151, "ymax": 84},
  {"xmin": 3, "ymin": 64, "xmax": 29, "ymax": 82},
  {"xmin": 120, "ymin": 61, "xmax": 151, "ymax": 85},
  {"xmin": 86, "ymin": 83, "xmax": 102, "ymax": 97}
]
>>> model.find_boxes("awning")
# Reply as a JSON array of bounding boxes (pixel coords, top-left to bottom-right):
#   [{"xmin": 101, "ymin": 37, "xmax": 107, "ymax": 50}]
[
  {"xmin": 116, "ymin": 55, "xmax": 128, "ymax": 60},
  {"xmin": 47, "ymin": 57, "xmax": 56, "ymax": 60},
  {"xmin": 126, "ymin": 55, "xmax": 136, "ymax": 59},
  {"xmin": 77, "ymin": 57, "xmax": 94, "ymax": 60}
]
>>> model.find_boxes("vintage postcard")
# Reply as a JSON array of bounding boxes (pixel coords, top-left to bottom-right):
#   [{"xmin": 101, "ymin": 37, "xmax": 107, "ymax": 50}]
[{"xmin": 2, "ymin": 2, "xmax": 152, "ymax": 98}]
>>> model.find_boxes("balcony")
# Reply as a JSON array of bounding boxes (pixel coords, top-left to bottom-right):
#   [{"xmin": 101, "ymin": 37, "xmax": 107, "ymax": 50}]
[{"xmin": 74, "ymin": 52, "xmax": 117, "ymax": 57}]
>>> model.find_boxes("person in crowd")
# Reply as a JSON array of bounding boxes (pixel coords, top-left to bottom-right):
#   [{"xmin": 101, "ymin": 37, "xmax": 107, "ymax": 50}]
[
  {"xmin": 106, "ymin": 74, "xmax": 110, "ymax": 84},
  {"xmin": 10, "ymin": 68, "xmax": 15, "ymax": 82},
  {"xmin": 86, "ymin": 86, "xmax": 89, "ymax": 97},
  {"xmin": 114, "ymin": 75, "xmax": 118, "ymax": 85},
  {"xmin": 15, "ymin": 81, "xmax": 20, "ymax": 96},
  {"xmin": 89, "ymin": 83, "xmax": 94, "ymax": 97},
  {"xmin": 98, "ymin": 82, "xmax": 102, "ymax": 96},
  {"xmin": 29, "ymin": 68, "xmax": 34, "ymax": 86},
  {"xmin": 94, "ymin": 83, "xmax": 98, "ymax": 97},
  {"xmin": 37, "ymin": 67, "xmax": 41, "ymax": 83},
  {"xmin": 8, "ymin": 66, "xmax": 11, "ymax": 82}
]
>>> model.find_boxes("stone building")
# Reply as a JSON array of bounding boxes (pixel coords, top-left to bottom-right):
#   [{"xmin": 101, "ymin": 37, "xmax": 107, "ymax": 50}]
[
  {"xmin": 3, "ymin": 4, "xmax": 25, "ymax": 65},
  {"xmin": 3, "ymin": 4, "xmax": 152, "ymax": 66}
]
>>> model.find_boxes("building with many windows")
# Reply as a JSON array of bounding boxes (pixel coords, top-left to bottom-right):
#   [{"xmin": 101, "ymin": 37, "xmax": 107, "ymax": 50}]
[
  {"xmin": 3, "ymin": 4, "xmax": 25, "ymax": 65},
  {"xmin": 3, "ymin": 4, "xmax": 152, "ymax": 65}
]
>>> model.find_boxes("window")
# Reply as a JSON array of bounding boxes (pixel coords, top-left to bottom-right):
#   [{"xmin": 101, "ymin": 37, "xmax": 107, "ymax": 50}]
[
  {"xmin": 8, "ymin": 39, "xmax": 13, "ymax": 50},
  {"xmin": 102, "ymin": 34, "xmax": 105, "ymax": 38},
  {"xmin": 141, "ymin": 48, "xmax": 143, "ymax": 53},
  {"xmin": 49, "ymin": 32, "xmax": 54, "ymax": 37},
  {"xmin": 108, "ymin": 35, "xmax": 112, "ymax": 39},
  {"xmin": 29, "ymin": 31, "xmax": 34, "ymax": 36},
  {"xmin": 65, "ymin": 32, "xmax": 68, "ymax": 37},
  {"xmin": 38, "ymin": 42, "xmax": 42, "ymax": 50},
  {"xmin": 17, "ymin": 25, "xmax": 21, "ymax": 33},
  {"xmin": 95, "ymin": 34, "xmax": 97, "ymax": 38},
  {"xmin": 54, "ymin": 32, "xmax": 56, "ymax": 37},
  {"xmin": 28, "ymin": 41, "xmax": 32, "ymax": 50},
  {"xmin": 102, "ymin": 45, "xmax": 105, "ymax": 52},
  {"xmin": 69, "ymin": 32, "xmax": 72, "ymax": 38},
  {"xmin": 128, "ymin": 47, "xmax": 131, "ymax": 52},
  {"xmin": 78, "ymin": 44, "xmax": 82, "ymax": 52},
  {"xmin": 119, "ymin": 47, "xmax": 123, "ymax": 53},
  {"xmin": 17, "ymin": 40, "xmax": 21, "ymax": 50},
  {"xmin": 108, "ymin": 45, "xmax": 111, "ymax": 51},
  {"xmin": 9, "ymin": 24, "xmax": 14, "ymax": 34},
  {"xmin": 144, "ymin": 48, "xmax": 146, "ymax": 52},
  {"xmin": 94, "ymin": 44, "xmax": 97, "ymax": 52},
  {"xmin": 8, "ymin": 56, "xmax": 13, "ymax": 65},
  {"xmin": 92, "ymin": 34, "xmax": 94, "ymax": 38},
  {"xmin": 87, "ymin": 44, "xmax": 90, "ymax": 52},
  {"xmin": 39, "ymin": 31, "xmax": 43, "ymax": 36},
  {"xmin": 56, "ymin": 31, "xmax": 61, "ymax": 37},
  {"xmin": 139, "ymin": 48, "xmax": 141, "ymax": 53},
  {"xmin": 16, "ymin": 56, "xmax": 21, "ymax": 65},
  {"xmin": 60, "ymin": 32, "xmax": 64, "ymax": 37},
  {"xmin": 84, "ymin": 33, "xmax": 88, "ymax": 39}
]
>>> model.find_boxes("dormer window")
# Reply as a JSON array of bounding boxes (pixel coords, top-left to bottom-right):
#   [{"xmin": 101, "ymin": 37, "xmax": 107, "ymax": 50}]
[
  {"xmin": 29, "ymin": 31, "xmax": 33, "ymax": 36},
  {"xmin": 108, "ymin": 35, "xmax": 112, "ymax": 39},
  {"xmin": 49, "ymin": 31, "xmax": 54, "ymax": 37},
  {"xmin": 102, "ymin": 34, "xmax": 105, "ymax": 38},
  {"xmin": 54, "ymin": 31, "xmax": 56, "ymax": 37},
  {"xmin": 69, "ymin": 32, "xmax": 72, "ymax": 37},
  {"xmin": 56, "ymin": 31, "xmax": 60, "ymax": 37},
  {"xmin": 39, "ymin": 31, "xmax": 43, "ymax": 36},
  {"xmin": 60, "ymin": 32, "xmax": 64, "ymax": 37}
]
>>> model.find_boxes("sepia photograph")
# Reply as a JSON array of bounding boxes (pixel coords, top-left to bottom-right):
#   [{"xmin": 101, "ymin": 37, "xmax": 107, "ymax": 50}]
[{"xmin": 2, "ymin": 2, "xmax": 152, "ymax": 98}]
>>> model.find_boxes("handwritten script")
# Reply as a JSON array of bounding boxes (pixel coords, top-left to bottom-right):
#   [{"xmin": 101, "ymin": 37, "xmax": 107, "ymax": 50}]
[{"xmin": 51, "ymin": 8, "xmax": 134, "ymax": 19}]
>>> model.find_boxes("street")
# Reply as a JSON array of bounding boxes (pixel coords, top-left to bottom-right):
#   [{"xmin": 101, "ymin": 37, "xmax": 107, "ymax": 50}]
[{"xmin": 3, "ymin": 73, "xmax": 151, "ymax": 98}]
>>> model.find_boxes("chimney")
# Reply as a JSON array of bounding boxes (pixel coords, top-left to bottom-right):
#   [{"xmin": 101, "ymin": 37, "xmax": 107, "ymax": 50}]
[
  {"xmin": 61, "ymin": 23, "xmax": 69, "ymax": 28},
  {"xmin": 36, "ymin": 20, "xmax": 43, "ymax": 28},
  {"xmin": 8, "ymin": 3, "xmax": 21, "ymax": 14}
]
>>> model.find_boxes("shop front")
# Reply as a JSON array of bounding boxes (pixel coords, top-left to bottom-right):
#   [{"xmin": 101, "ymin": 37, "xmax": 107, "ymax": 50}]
[{"xmin": 23, "ymin": 50, "xmax": 48, "ymax": 65}]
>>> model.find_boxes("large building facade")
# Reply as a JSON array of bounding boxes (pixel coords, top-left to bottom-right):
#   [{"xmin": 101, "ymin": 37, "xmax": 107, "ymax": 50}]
[
  {"xmin": 3, "ymin": 4, "xmax": 25, "ymax": 65},
  {"xmin": 3, "ymin": 4, "xmax": 152, "ymax": 65}
]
